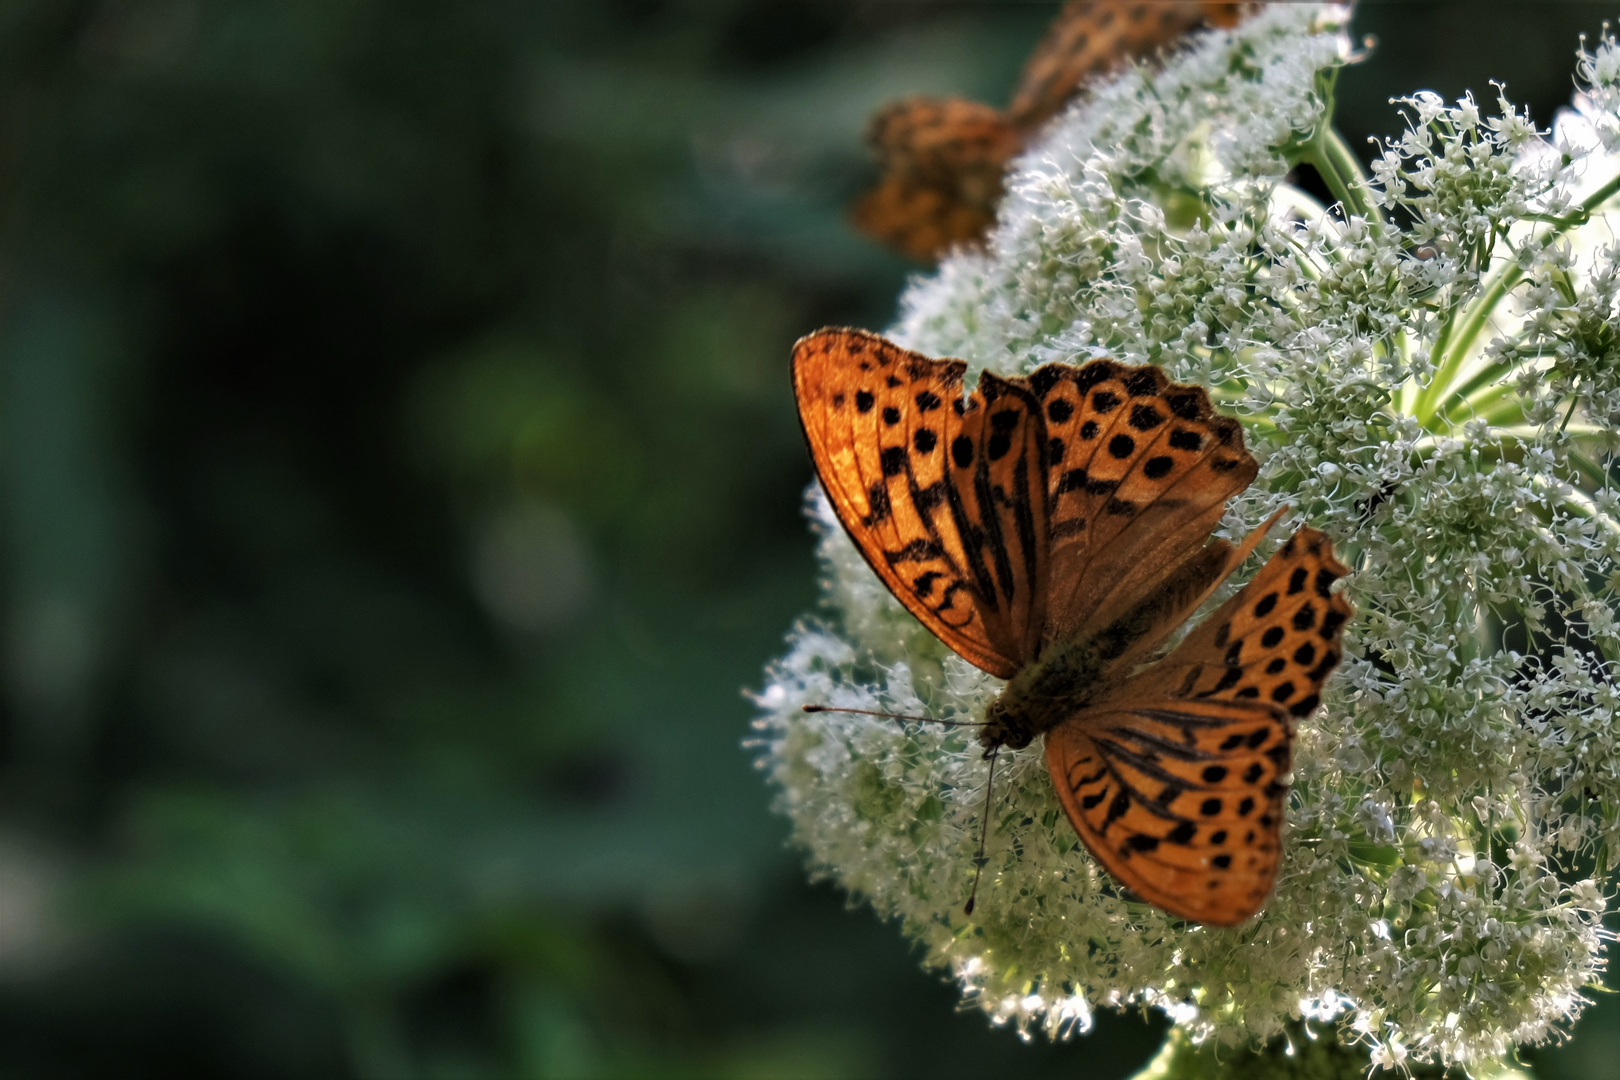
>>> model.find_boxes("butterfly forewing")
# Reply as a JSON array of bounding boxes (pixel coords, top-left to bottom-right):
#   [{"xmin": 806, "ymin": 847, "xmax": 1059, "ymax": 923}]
[
  {"xmin": 793, "ymin": 329, "xmax": 1050, "ymax": 677},
  {"xmin": 1029, "ymin": 360, "xmax": 1259, "ymax": 654},
  {"xmin": 864, "ymin": 97, "xmax": 1020, "ymax": 191}
]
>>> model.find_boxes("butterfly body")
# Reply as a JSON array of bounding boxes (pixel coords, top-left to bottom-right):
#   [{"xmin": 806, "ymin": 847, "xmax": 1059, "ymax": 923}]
[
  {"xmin": 794, "ymin": 327, "xmax": 1353, "ymax": 926},
  {"xmin": 981, "ymin": 550, "xmax": 1211, "ymax": 751},
  {"xmin": 982, "ymin": 641, "xmax": 1108, "ymax": 751}
]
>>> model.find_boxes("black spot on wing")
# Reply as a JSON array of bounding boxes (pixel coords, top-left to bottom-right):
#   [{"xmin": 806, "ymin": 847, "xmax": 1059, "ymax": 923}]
[
  {"xmin": 884, "ymin": 539, "xmax": 944, "ymax": 565},
  {"xmin": 952, "ymin": 436, "xmax": 974, "ymax": 468},
  {"xmin": 1128, "ymin": 404, "xmax": 1164, "ymax": 430},
  {"xmin": 1073, "ymin": 363, "xmax": 1118, "ymax": 394},
  {"xmin": 1165, "ymin": 391, "xmax": 1203, "ymax": 420},
  {"xmin": 1168, "ymin": 429, "xmax": 1202, "ymax": 451},
  {"xmin": 913, "ymin": 481, "xmax": 946, "ymax": 512},
  {"xmin": 1122, "ymin": 369, "xmax": 1160, "ymax": 396},
  {"xmin": 862, "ymin": 482, "xmax": 890, "ymax": 526},
  {"xmin": 1306, "ymin": 651, "xmax": 1340, "ymax": 683},
  {"xmin": 1027, "ymin": 366, "xmax": 1065, "ymax": 397}
]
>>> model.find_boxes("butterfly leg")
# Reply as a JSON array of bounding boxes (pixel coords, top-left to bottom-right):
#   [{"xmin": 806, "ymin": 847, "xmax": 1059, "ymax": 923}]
[{"xmin": 963, "ymin": 745, "xmax": 1001, "ymax": 916}]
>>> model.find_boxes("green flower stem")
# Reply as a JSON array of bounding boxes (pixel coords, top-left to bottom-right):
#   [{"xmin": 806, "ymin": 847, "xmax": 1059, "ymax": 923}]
[
  {"xmin": 1301, "ymin": 65, "xmax": 1382, "ymax": 230},
  {"xmin": 1569, "ymin": 451, "xmax": 1613, "ymax": 490},
  {"xmin": 1415, "ymin": 169, "xmax": 1620, "ymax": 426},
  {"xmin": 1308, "ymin": 123, "xmax": 1380, "ymax": 227}
]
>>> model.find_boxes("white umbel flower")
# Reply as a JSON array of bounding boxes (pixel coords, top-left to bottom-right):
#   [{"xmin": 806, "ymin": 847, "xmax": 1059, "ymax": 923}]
[{"xmin": 755, "ymin": 5, "xmax": 1620, "ymax": 1069}]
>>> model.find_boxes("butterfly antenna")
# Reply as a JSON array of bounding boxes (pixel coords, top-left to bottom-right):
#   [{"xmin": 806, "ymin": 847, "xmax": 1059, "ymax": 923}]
[
  {"xmin": 963, "ymin": 745, "xmax": 999, "ymax": 917},
  {"xmin": 801, "ymin": 704, "xmax": 979, "ymax": 728}
]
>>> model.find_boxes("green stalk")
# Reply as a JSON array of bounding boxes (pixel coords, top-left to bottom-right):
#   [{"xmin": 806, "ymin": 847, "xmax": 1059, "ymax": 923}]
[
  {"xmin": 1416, "ymin": 169, "xmax": 1620, "ymax": 425},
  {"xmin": 1309, "ymin": 123, "xmax": 1380, "ymax": 227},
  {"xmin": 1300, "ymin": 65, "xmax": 1382, "ymax": 230},
  {"xmin": 1568, "ymin": 451, "xmax": 1612, "ymax": 490}
]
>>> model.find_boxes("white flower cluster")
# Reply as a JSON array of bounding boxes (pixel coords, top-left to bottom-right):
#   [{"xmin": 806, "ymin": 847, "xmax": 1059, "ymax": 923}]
[{"xmin": 754, "ymin": 4, "xmax": 1620, "ymax": 1069}]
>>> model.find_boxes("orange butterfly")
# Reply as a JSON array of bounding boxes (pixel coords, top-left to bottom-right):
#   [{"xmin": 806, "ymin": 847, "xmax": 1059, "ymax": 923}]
[
  {"xmin": 852, "ymin": 1, "xmax": 1253, "ymax": 262},
  {"xmin": 793, "ymin": 328, "xmax": 1351, "ymax": 926}
]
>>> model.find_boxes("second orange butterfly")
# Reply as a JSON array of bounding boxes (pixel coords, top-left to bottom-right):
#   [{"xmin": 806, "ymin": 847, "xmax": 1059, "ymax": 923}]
[{"xmin": 852, "ymin": 1, "xmax": 1252, "ymax": 262}]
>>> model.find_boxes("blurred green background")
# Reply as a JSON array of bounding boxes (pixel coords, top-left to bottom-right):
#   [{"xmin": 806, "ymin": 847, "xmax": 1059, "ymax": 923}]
[{"xmin": 0, "ymin": 2, "xmax": 1616, "ymax": 1077}]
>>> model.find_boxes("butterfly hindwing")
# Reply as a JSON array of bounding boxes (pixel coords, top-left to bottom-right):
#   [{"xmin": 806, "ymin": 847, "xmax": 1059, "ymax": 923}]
[
  {"xmin": 793, "ymin": 328, "xmax": 1050, "ymax": 677},
  {"xmin": 1045, "ymin": 697, "xmax": 1291, "ymax": 925},
  {"xmin": 1146, "ymin": 526, "xmax": 1354, "ymax": 718},
  {"xmin": 1043, "ymin": 526, "xmax": 1353, "ymax": 925}
]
